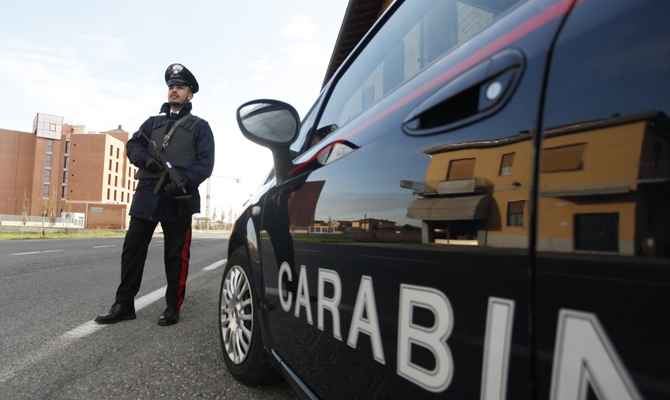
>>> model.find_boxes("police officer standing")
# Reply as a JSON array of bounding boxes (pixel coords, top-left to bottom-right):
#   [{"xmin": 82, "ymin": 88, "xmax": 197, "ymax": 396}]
[{"xmin": 95, "ymin": 63, "xmax": 215, "ymax": 326}]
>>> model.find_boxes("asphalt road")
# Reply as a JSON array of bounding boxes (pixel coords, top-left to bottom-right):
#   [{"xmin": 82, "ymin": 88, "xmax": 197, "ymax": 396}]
[{"xmin": 0, "ymin": 234, "xmax": 295, "ymax": 400}]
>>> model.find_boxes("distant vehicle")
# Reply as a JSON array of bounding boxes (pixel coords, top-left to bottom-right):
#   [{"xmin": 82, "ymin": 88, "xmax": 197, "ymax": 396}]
[{"xmin": 217, "ymin": 0, "xmax": 670, "ymax": 398}]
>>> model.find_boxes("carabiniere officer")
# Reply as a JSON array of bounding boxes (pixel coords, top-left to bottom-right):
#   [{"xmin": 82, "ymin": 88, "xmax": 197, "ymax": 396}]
[{"xmin": 96, "ymin": 63, "xmax": 215, "ymax": 326}]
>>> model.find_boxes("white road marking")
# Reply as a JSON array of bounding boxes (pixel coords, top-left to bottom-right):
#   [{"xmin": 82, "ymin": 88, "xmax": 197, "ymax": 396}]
[
  {"xmin": 38, "ymin": 249, "xmax": 63, "ymax": 254},
  {"xmin": 62, "ymin": 286, "xmax": 167, "ymax": 340},
  {"xmin": 10, "ymin": 249, "xmax": 64, "ymax": 256},
  {"xmin": 0, "ymin": 258, "xmax": 227, "ymax": 383},
  {"xmin": 202, "ymin": 259, "xmax": 227, "ymax": 271},
  {"xmin": 93, "ymin": 245, "xmax": 116, "ymax": 249},
  {"xmin": 63, "ymin": 259, "xmax": 228, "ymax": 339},
  {"xmin": 61, "ymin": 320, "xmax": 104, "ymax": 340}
]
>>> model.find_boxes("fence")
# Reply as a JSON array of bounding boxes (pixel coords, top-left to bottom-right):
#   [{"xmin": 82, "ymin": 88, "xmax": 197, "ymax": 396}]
[{"xmin": 0, "ymin": 214, "xmax": 85, "ymax": 229}]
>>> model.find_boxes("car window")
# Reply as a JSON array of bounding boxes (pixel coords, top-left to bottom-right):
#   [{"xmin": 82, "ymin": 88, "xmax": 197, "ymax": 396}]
[
  {"xmin": 316, "ymin": 0, "xmax": 525, "ymax": 136},
  {"xmin": 290, "ymin": 96, "xmax": 324, "ymax": 154}
]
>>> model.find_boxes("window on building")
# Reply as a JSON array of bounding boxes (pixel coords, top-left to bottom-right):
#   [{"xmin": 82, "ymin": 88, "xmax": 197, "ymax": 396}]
[
  {"xmin": 61, "ymin": 186, "xmax": 66, "ymax": 199},
  {"xmin": 541, "ymin": 143, "xmax": 586, "ymax": 173},
  {"xmin": 45, "ymin": 140, "xmax": 54, "ymax": 153},
  {"xmin": 315, "ymin": 0, "xmax": 524, "ymax": 138},
  {"xmin": 574, "ymin": 213, "xmax": 619, "ymax": 252},
  {"xmin": 62, "ymin": 172, "xmax": 68, "ymax": 184},
  {"xmin": 109, "ymin": 145, "xmax": 113, "ymax": 156},
  {"xmin": 133, "ymin": 182, "xmax": 136, "ymax": 190},
  {"xmin": 507, "ymin": 201, "xmax": 525, "ymax": 226},
  {"xmin": 44, "ymin": 153, "xmax": 53, "ymax": 168},
  {"xmin": 42, "ymin": 184, "xmax": 49, "ymax": 198},
  {"xmin": 115, "ymin": 162, "xmax": 119, "ymax": 173},
  {"xmin": 63, "ymin": 156, "xmax": 69, "ymax": 170},
  {"xmin": 114, "ymin": 190, "xmax": 117, "ymax": 201},
  {"xmin": 109, "ymin": 159, "xmax": 112, "ymax": 170},
  {"xmin": 116, "ymin": 148, "xmax": 120, "ymax": 159},
  {"xmin": 447, "ymin": 158, "xmax": 476, "ymax": 180},
  {"xmin": 42, "ymin": 168, "xmax": 51, "ymax": 182},
  {"xmin": 499, "ymin": 153, "xmax": 515, "ymax": 176},
  {"xmin": 64, "ymin": 141, "xmax": 70, "ymax": 154},
  {"xmin": 107, "ymin": 188, "xmax": 110, "ymax": 200},
  {"xmin": 114, "ymin": 176, "xmax": 118, "ymax": 186},
  {"xmin": 108, "ymin": 175, "xmax": 111, "ymax": 185},
  {"xmin": 48, "ymin": 122, "xmax": 57, "ymax": 132},
  {"xmin": 128, "ymin": 166, "xmax": 131, "ymax": 175}
]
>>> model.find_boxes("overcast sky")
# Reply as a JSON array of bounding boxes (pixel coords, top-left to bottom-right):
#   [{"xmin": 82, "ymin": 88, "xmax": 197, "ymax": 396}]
[{"xmin": 1, "ymin": 0, "xmax": 348, "ymax": 220}]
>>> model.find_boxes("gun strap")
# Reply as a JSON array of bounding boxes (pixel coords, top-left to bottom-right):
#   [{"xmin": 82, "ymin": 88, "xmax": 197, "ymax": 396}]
[{"xmin": 161, "ymin": 115, "xmax": 192, "ymax": 151}]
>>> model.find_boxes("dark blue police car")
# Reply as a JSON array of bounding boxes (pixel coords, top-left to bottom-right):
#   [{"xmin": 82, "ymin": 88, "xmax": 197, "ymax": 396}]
[{"xmin": 218, "ymin": 0, "xmax": 670, "ymax": 398}]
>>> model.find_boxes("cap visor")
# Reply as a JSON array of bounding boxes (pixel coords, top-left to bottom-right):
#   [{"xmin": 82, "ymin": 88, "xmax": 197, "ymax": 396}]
[{"xmin": 167, "ymin": 79, "xmax": 188, "ymax": 86}]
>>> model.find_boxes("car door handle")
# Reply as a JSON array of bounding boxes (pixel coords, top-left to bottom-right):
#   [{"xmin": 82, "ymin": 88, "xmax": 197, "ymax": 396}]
[{"xmin": 403, "ymin": 48, "xmax": 526, "ymax": 135}]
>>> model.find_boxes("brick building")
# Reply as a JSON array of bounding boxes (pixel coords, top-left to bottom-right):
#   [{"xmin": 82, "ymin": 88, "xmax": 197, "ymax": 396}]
[{"xmin": 0, "ymin": 113, "xmax": 138, "ymax": 229}]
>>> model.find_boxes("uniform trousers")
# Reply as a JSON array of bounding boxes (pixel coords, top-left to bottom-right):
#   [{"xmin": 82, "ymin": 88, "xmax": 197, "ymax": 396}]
[{"xmin": 115, "ymin": 214, "xmax": 192, "ymax": 312}]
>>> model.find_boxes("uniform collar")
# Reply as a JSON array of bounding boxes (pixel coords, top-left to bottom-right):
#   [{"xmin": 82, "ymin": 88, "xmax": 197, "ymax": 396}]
[{"xmin": 159, "ymin": 102, "xmax": 192, "ymax": 119}]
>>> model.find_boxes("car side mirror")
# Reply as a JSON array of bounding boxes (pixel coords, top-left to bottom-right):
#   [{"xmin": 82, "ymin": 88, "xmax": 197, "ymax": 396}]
[{"xmin": 236, "ymin": 99, "xmax": 300, "ymax": 182}]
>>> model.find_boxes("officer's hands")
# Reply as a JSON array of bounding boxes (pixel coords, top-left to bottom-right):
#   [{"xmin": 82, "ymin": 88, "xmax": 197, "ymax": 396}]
[{"xmin": 145, "ymin": 158, "xmax": 163, "ymax": 173}]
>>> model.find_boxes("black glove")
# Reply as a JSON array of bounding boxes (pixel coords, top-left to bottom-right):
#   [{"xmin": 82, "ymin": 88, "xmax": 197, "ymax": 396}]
[
  {"xmin": 145, "ymin": 158, "xmax": 163, "ymax": 173},
  {"xmin": 162, "ymin": 181, "xmax": 189, "ymax": 196}
]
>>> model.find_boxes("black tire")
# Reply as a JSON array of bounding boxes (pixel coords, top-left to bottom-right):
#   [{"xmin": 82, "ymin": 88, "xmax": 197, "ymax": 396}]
[{"xmin": 218, "ymin": 247, "xmax": 276, "ymax": 386}]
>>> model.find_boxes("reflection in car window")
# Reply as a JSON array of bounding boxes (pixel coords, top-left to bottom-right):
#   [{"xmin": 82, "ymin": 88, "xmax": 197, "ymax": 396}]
[{"xmin": 317, "ymin": 0, "xmax": 525, "ymax": 135}]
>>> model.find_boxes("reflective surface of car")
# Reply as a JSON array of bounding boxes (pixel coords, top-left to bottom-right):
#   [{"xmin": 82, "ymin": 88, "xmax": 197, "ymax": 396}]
[{"xmin": 219, "ymin": 0, "xmax": 670, "ymax": 398}]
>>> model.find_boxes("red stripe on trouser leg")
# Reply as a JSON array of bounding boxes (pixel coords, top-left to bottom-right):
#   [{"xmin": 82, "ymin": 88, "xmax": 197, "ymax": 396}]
[{"xmin": 176, "ymin": 227, "xmax": 192, "ymax": 310}]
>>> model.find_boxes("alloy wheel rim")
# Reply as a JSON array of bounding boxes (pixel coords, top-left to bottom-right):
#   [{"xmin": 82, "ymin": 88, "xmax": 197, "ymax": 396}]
[{"xmin": 220, "ymin": 265, "xmax": 254, "ymax": 364}]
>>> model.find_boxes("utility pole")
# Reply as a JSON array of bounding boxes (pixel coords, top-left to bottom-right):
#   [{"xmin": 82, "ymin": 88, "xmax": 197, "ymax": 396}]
[{"xmin": 205, "ymin": 178, "xmax": 211, "ymax": 228}]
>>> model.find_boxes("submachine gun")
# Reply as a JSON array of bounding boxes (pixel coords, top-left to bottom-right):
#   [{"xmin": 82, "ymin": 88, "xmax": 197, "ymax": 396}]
[{"xmin": 141, "ymin": 132, "xmax": 192, "ymax": 201}]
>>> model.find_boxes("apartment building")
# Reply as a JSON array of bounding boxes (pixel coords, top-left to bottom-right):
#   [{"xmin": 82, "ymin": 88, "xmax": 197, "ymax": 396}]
[{"xmin": 0, "ymin": 113, "xmax": 138, "ymax": 229}]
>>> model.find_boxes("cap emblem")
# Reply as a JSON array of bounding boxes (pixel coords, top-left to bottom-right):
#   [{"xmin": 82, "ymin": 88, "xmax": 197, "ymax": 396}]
[{"xmin": 171, "ymin": 64, "xmax": 184, "ymax": 75}]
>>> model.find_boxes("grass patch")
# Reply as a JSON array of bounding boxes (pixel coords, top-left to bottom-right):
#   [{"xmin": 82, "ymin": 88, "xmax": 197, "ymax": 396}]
[{"xmin": 0, "ymin": 230, "xmax": 126, "ymax": 240}]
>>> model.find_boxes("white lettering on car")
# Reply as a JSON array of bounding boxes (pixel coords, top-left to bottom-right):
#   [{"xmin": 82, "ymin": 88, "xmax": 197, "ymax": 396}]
[
  {"xmin": 318, "ymin": 268, "xmax": 343, "ymax": 341},
  {"xmin": 397, "ymin": 284, "xmax": 454, "ymax": 393},
  {"xmin": 480, "ymin": 297, "xmax": 515, "ymax": 400},
  {"xmin": 550, "ymin": 310, "xmax": 642, "ymax": 400},
  {"xmin": 275, "ymin": 263, "xmax": 642, "ymax": 396},
  {"xmin": 278, "ymin": 261, "xmax": 293, "ymax": 312},
  {"xmin": 347, "ymin": 275, "xmax": 386, "ymax": 365},
  {"xmin": 294, "ymin": 265, "xmax": 313, "ymax": 325}
]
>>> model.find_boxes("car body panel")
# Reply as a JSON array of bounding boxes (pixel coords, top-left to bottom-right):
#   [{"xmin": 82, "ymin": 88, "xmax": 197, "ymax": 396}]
[
  {"xmin": 256, "ymin": 0, "xmax": 572, "ymax": 398},
  {"xmin": 535, "ymin": 0, "xmax": 670, "ymax": 398},
  {"xmin": 224, "ymin": 0, "xmax": 670, "ymax": 398}
]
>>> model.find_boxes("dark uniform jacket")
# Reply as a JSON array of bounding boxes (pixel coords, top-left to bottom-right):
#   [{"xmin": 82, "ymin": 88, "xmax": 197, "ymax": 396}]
[{"xmin": 127, "ymin": 102, "xmax": 215, "ymax": 221}]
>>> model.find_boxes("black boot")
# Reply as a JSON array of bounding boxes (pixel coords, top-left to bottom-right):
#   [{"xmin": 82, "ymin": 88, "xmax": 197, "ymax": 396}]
[
  {"xmin": 158, "ymin": 308, "xmax": 179, "ymax": 326},
  {"xmin": 95, "ymin": 303, "xmax": 136, "ymax": 324}
]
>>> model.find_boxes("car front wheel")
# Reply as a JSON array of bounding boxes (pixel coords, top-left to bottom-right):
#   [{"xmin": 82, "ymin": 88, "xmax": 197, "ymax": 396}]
[{"xmin": 218, "ymin": 247, "xmax": 275, "ymax": 385}]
